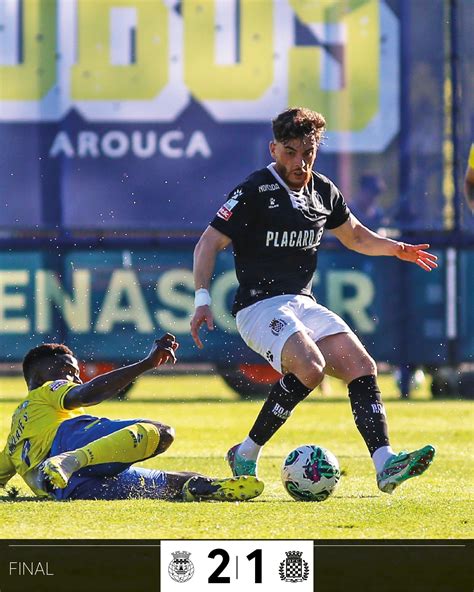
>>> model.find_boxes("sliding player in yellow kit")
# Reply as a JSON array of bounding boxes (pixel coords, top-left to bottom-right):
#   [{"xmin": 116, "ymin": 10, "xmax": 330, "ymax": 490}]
[{"xmin": 0, "ymin": 334, "xmax": 263, "ymax": 502}]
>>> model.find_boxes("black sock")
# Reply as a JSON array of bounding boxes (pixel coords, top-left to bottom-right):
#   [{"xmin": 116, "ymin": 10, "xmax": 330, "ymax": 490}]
[
  {"xmin": 348, "ymin": 374, "xmax": 390, "ymax": 456},
  {"xmin": 249, "ymin": 374, "xmax": 312, "ymax": 446}
]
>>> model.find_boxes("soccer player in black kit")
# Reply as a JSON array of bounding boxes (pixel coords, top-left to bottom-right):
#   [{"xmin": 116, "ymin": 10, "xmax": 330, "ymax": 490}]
[{"xmin": 190, "ymin": 107, "xmax": 438, "ymax": 494}]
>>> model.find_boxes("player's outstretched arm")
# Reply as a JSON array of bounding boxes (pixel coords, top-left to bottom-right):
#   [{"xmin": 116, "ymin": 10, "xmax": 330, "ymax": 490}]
[
  {"xmin": 191, "ymin": 226, "xmax": 231, "ymax": 349},
  {"xmin": 63, "ymin": 334, "xmax": 179, "ymax": 409},
  {"xmin": 331, "ymin": 215, "xmax": 438, "ymax": 271}
]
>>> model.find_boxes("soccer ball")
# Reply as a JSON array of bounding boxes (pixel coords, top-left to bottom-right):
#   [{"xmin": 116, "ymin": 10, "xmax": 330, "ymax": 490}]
[{"xmin": 281, "ymin": 445, "xmax": 341, "ymax": 502}]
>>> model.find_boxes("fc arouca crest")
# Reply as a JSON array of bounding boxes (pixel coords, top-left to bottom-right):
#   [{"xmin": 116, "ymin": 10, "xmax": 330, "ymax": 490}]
[
  {"xmin": 168, "ymin": 551, "xmax": 194, "ymax": 583},
  {"xmin": 279, "ymin": 550, "xmax": 309, "ymax": 582}
]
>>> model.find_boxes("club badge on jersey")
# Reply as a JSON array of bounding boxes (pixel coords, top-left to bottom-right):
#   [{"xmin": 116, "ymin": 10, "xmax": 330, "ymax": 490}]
[{"xmin": 216, "ymin": 188, "xmax": 243, "ymax": 221}]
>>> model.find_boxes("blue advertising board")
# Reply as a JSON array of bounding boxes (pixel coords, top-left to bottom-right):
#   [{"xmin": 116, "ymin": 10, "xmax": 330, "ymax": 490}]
[
  {"xmin": 0, "ymin": 0, "xmax": 454, "ymax": 233},
  {"xmin": 0, "ymin": 247, "xmax": 457, "ymax": 366}
]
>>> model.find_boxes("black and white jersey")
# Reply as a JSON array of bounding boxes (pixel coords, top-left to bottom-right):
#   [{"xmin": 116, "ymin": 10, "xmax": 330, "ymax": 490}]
[{"xmin": 210, "ymin": 164, "xmax": 350, "ymax": 315}]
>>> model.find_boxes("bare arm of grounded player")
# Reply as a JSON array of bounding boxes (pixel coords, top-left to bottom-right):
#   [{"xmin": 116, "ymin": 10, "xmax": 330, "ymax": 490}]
[
  {"xmin": 64, "ymin": 335, "xmax": 179, "ymax": 409},
  {"xmin": 331, "ymin": 214, "xmax": 438, "ymax": 272},
  {"xmin": 191, "ymin": 226, "xmax": 231, "ymax": 349}
]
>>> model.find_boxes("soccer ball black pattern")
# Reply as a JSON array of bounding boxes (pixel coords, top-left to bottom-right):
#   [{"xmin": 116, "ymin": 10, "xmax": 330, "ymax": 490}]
[{"xmin": 281, "ymin": 445, "xmax": 340, "ymax": 501}]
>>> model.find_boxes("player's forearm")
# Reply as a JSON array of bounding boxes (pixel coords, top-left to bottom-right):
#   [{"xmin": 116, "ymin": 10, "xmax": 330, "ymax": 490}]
[
  {"xmin": 193, "ymin": 239, "xmax": 219, "ymax": 291},
  {"xmin": 66, "ymin": 359, "xmax": 152, "ymax": 407},
  {"xmin": 347, "ymin": 224, "xmax": 399, "ymax": 257}
]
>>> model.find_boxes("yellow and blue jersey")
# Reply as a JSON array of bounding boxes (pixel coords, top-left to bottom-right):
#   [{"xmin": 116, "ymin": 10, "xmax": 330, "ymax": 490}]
[{"xmin": 0, "ymin": 380, "xmax": 83, "ymax": 496}]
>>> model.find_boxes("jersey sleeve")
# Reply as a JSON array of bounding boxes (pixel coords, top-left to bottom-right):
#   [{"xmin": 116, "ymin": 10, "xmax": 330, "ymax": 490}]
[
  {"xmin": 325, "ymin": 182, "xmax": 351, "ymax": 230},
  {"xmin": 209, "ymin": 182, "xmax": 255, "ymax": 241},
  {"xmin": 41, "ymin": 380, "xmax": 79, "ymax": 410},
  {"xmin": 0, "ymin": 447, "xmax": 15, "ymax": 487}
]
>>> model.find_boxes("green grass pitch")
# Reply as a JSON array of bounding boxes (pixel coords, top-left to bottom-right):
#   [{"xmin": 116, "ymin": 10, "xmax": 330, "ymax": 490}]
[{"xmin": 0, "ymin": 374, "xmax": 472, "ymax": 539}]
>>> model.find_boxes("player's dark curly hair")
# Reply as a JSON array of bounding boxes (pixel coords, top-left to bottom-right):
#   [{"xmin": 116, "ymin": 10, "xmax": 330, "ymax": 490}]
[
  {"xmin": 22, "ymin": 343, "xmax": 74, "ymax": 382},
  {"xmin": 272, "ymin": 107, "xmax": 326, "ymax": 145}
]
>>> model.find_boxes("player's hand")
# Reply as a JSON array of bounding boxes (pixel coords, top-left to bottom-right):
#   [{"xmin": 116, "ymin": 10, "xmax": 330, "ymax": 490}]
[
  {"xmin": 395, "ymin": 243, "xmax": 438, "ymax": 271},
  {"xmin": 146, "ymin": 333, "xmax": 179, "ymax": 367},
  {"xmin": 190, "ymin": 305, "xmax": 214, "ymax": 349}
]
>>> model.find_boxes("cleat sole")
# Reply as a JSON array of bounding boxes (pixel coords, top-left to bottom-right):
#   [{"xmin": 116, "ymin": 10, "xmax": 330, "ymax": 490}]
[
  {"xmin": 408, "ymin": 447, "xmax": 435, "ymax": 477},
  {"xmin": 42, "ymin": 463, "xmax": 68, "ymax": 489}
]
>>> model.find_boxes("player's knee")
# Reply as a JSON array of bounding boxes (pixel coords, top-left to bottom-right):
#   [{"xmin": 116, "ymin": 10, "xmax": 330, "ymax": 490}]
[
  {"xmin": 155, "ymin": 424, "xmax": 175, "ymax": 455},
  {"xmin": 344, "ymin": 354, "xmax": 377, "ymax": 384},
  {"xmin": 136, "ymin": 422, "xmax": 175, "ymax": 456},
  {"xmin": 359, "ymin": 354, "xmax": 377, "ymax": 378}
]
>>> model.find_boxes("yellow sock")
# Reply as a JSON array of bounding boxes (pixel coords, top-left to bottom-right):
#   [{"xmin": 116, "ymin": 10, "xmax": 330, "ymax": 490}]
[{"xmin": 71, "ymin": 423, "xmax": 160, "ymax": 469}]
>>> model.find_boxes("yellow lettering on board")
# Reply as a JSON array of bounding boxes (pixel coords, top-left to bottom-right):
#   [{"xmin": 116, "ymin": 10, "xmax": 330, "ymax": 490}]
[
  {"xmin": 72, "ymin": 0, "xmax": 168, "ymax": 100},
  {"xmin": 0, "ymin": 0, "xmax": 56, "ymax": 100},
  {"xmin": 184, "ymin": 0, "xmax": 273, "ymax": 100},
  {"xmin": 289, "ymin": 0, "xmax": 379, "ymax": 131}
]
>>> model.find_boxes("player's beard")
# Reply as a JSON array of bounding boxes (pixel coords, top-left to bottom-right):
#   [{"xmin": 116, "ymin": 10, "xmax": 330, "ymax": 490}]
[{"xmin": 284, "ymin": 166, "xmax": 311, "ymax": 191}]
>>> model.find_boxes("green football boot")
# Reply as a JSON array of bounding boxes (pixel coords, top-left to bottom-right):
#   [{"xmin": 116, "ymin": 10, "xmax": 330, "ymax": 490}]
[
  {"xmin": 182, "ymin": 475, "xmax": 264, "ymax": 502},
  {"xmin": 377, "ymin": 445, "xmax": 436, "ymax": 494},
  {"xmin": 226, "ymin": 444, "xmax": 257, "ymax": 477}
]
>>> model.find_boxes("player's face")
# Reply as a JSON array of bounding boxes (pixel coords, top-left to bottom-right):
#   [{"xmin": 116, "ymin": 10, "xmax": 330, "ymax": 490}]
[
  {"xmin": 270, "ymin": 136, "xmax": 317, "ymax": 190},
  {"xmin": 53, "ymin": 354, "xmax": 83, "ymax": 385}
]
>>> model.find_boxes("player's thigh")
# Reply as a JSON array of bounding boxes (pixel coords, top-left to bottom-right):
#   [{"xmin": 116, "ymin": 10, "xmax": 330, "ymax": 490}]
[
  {"xmin": 53, "ymin": 417, "xmax": 162, "ymax": 453},
  {"xmin": 236, "ymin": 295, "xmax": 309, "ymax": 373},
  {"xmin": 280, "ymin": 330, "xmax": 325, "ymax": 372},
  {"xmin": 280, "ymin": 331, "xmax": 326, "ymax": 388},
  {"xmin": 317, "ymin": 332, "xmax": 376, "ymax": 383}
]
